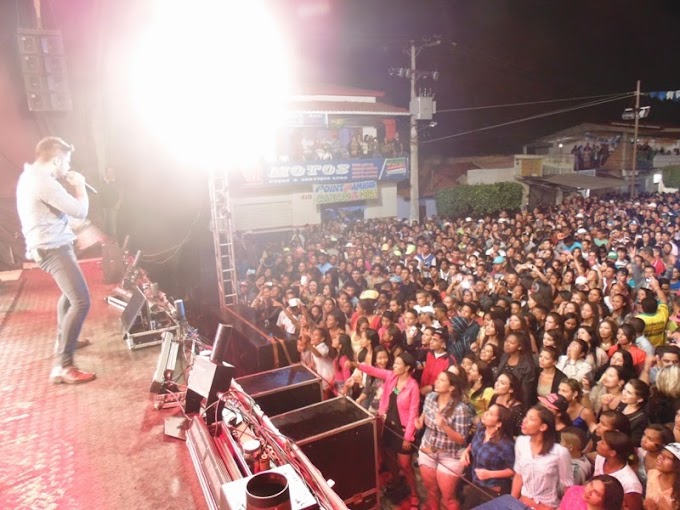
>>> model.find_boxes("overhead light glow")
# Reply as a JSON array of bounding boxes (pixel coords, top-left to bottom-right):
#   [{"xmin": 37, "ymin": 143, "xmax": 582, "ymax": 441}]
[{"xmin": 129, "ymin": 0, "xmax": 292, "ymax": 166}]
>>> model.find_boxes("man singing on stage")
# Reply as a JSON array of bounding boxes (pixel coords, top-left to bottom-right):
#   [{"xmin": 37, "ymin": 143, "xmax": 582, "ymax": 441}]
[{"xmin": 16, "ymin": 136, "xmax": 96, "ymax": 384}]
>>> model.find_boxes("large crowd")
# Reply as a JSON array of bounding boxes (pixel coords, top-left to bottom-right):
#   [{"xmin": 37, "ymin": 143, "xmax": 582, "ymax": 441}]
[{"xmin": 234, "ymin": 191, "xmax": 680, "ymax": 510}]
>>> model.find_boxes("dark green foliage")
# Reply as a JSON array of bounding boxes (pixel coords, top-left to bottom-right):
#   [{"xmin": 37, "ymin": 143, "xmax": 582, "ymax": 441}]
[
  {"xmin": 662, "ymin": 166, "xmax": 680, "ymax": 189},
  {"xmin": 435, "ymin": 182, "xmax": 523, "ymax": 217}
]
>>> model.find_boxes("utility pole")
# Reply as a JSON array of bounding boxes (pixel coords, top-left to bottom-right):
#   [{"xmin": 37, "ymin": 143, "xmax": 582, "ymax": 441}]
[
  {"xmin": 409, "ymin": 42, "xmax": 419, "ymax": 224},
  {"xmin": 630, "ymin": 79, "xmax": 641, "ymax": 198},
  {"xmin": 402, "ymin": 37, "xmax": 439, "ymax": 224}
]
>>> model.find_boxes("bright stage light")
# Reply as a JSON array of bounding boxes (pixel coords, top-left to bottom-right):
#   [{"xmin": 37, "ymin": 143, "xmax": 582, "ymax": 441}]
[{"xmin": 129, "ymin": 0, "xmax": 292, "ymax": 166}]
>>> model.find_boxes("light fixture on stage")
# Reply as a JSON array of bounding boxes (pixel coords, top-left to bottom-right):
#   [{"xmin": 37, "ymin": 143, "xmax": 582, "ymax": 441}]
[{"xmin": 128, "ymin": 0, "xmax": 292, "ymax": 167}]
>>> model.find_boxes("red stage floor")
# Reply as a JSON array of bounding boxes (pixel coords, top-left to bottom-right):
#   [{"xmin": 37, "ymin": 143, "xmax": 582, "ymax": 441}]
[{"xmin": 0, "ymin": 260, "xmax": 207, "ymax": 510}]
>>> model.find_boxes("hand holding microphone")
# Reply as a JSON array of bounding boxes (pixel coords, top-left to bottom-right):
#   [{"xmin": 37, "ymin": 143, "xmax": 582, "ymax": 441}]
[{"xmin": 65, "ymin": 171, "xmax": 98, "ymax": 194}]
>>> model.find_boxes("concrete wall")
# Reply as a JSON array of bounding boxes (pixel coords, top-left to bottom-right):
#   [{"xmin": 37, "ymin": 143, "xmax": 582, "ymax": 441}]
[
  {"xmin": 365, "ymin": 182, "xmax": 398, "ymax": 220},
  {"xmin": 232, "ymin": 181, "xmax": 400, "ymax": 231},
  {"xmin": 466, "ymin": 167, "xmax": 516, "ymax": 184}
]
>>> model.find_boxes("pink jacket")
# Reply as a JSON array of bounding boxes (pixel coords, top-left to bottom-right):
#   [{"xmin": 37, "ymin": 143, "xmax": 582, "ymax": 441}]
[{"xmin": 359, "ymin": 363, "xmax": 420, "ymax": 442}]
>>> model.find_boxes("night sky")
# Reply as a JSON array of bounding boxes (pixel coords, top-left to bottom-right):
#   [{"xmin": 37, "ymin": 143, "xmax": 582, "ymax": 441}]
[{"xmin": 281, "ymin": 0, "xmax": 680, "ymax": 156}]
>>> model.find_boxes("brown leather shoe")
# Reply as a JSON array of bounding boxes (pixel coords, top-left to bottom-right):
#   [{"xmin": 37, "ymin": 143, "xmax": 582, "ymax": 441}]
[
  {"xmin": 51, "ymin": 366, "xmax": 96, "ymax": 384},
  {"xmin": 76, "ymin": 338, "xmax": 91, "ymax": 349}
]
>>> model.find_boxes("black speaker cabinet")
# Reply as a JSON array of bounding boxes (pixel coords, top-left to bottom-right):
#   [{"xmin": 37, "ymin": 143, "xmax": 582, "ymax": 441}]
[
  {"xmin": 236, "ymin": 364, "xmax": 323, "ymax": 417},
  {"xmin": 271, "ymin": 397, "xmax": 379, "ymax": 510},
  {"xmin": 227, "ymin": 329, "xmax": 298, "ymax": 377},
  {"xmin": 16, "ymin": 28, "xmax": 72, "ymax": 112}
]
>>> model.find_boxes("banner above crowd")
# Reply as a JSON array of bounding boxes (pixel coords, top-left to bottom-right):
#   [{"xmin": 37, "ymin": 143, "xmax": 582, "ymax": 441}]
[
  {"xmin": 312, "ymin": 180, "xmax": 378, "ymax": 205},
  {"xmin": 262, "ymin": 157, "xmax": 408, "ymax": 185}
]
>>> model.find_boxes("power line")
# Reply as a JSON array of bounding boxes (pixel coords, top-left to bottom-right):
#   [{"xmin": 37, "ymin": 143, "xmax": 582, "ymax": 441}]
[
  {"xmin": 436, "ymin": 92, "xmax": 635, "ymax": 113},
  {"xmin": 422, "ymin": 93, "xmax": 634, "ymax": 145}
]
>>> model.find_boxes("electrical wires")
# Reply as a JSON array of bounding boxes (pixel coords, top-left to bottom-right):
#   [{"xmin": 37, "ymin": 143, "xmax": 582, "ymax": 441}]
[
  {"xmin": 436, "ymin": 92, "xmax": 635, "ymax": 113},
  {"xmin": 422, "ymin": 92, "xmax": 634, "ymax": 145}
]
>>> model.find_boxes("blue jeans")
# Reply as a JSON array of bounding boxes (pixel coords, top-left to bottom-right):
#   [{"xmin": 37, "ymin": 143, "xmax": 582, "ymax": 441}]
[{"xmin": 36, "ymin": 244, "xmax": 91, "ymax": 368}]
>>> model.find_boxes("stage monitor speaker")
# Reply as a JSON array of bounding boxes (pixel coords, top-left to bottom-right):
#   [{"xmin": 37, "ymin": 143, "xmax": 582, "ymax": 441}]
[
  {"xmin": 185, "ymin": 354, "xmax": 234, "ymax": 425},
  {"xmin": 17, "ymin": 28, "xmax": 72, "ymax": 112},
  {"xmin": 120, "ymin": 286, "xmax": 148, "ymax": 334},
  {"xmin": 102, "ymin": 241, "xmax": 125, "ymax": 284}
]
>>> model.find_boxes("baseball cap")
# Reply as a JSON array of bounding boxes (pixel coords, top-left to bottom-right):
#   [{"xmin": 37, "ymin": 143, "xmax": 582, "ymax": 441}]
[
  {"xmin": 577, "ymin": 228, "xmax": 588, "ymax": 235},
  {"xmin": 575, "ymin": 276, "xmax": 588, "ymax": 286},
  {"xmin": 493, "ymin": 256, "xmax": 506, "ymax": 264},
  {"xmin": 663, "ymin": 442, "xmax": 680, "ymax": 462},
  {"xmin": 419, "ymin": 306, "xmax": 435, "ymax": 316},
  {"xmin": 288, "ymin": 298, "xmax": 300, "ymax": 307},
  {"xmin": 359, "ymin": 289, "xmax": 379, "ymax": 300},
  {"xmin": 538, "ymin": 393, "xmax": 568, "ymax": 414}
]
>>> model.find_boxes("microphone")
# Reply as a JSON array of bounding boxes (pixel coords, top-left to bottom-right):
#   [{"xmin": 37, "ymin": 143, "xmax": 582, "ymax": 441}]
[{"xmin": 85, "ymin": 182, "xmax": 98, "ymax": 195}]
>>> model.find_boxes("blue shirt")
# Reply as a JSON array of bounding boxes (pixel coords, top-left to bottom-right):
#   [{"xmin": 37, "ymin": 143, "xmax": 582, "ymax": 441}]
[
  {"xmin": 469, "ymin": 426, "xmax": 515, "ymax": 492},
  {"xmin": 16, "ymin": 164, "xmax": 88, "ymax": 255}
]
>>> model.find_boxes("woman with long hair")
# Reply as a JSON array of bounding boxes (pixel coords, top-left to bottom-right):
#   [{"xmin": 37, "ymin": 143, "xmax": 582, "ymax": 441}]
[
  {"xmin": 615, "ymin": 379, "xmax": 650, "ymax": 447},
  {"xmin": 593, "ymin": 430, "xmax": 643, "ymax": 510},
  {"xmin": 467, "ymin": 359, "xmax": 495, "ymax": 419},
  {"xmin": 609, "ymin": 293, "xmax": 632, "ymax": 326},
  {"xmin": 558, "ymin": 378, "xmax": 597, "ymax": 434},
  {"xmin": 512, "ymin": 406, "xmax": 573, "ymax": 509},
  {"xmin": 506, "ymin": 313, "xmax": 538, "ymax": 354},
  {"xmin": 356, "ymin": 346, "xmax": 391, "ymax": 414},
  {"xmin": 537, "ymin": 346, "xmax": 567, "ymax": 398},
  {"xmin": 461, "ymin": 404, "xmax": 516, "ymax": 508},
  {"xmin": 351, "ymin": 316, "xmax": 369, "ymax": 357},
  {"xmin": 593, "ymin": 348, "xmax": 636, "ymax": 384},
  {"xmin": 479, "ymin": 342, "xmax": 502, "ymax": 373},
  {"xmin": 325, "ymin": 309, "xmax": 347, "ymax": 345},
  {"xmin": 559, "ymin": 474, "xmax": 625, "ymax": 510},
  {"xmin": 645, "ymin": 442, "xmax": 680, "ymax": 510},
  {"xmin": 598, "ymin": 318, "xmax": 619, "ymax": 353},
  {"xmin": 580, "ymin": 301, "xmax": 600, "ymax": 328},
  {"xmin": 489, "ymin": 372, "xmax": 525, "ymax": 437},
  {"xmin": 477, "ymin": 318, "xmax": 505, "ymax": 350},
  {"xmin": 577, "ymin": 325, "xmax": 609, "ymax": 370},
  {"xmin": 542, "ymin": 329, "xmax": 565, "ymax": 356},
  {"xmin": 496, "ymin": 332, "xmax": 537, "ymax": 407},
  {"xmin": 331, "ymin": 333, "xmax": 353, "ymax": 395},
  {"xmin": 584, "ymin": 366, "xmax": 629, "ymax": 417},
  {"xmin": 563, "ymin": 312, "xmax": 581, "ymax": 343},
  {"xmin": 415, "ymin": 371, "xmax": 473, "ymax": 510},
  {"xmin": 358, "ymin": 352, "xmax": 421, "ymax": 508},
  {"xmin": 610, "ymin": 323, "xmax": 647, "ymax": 375}
]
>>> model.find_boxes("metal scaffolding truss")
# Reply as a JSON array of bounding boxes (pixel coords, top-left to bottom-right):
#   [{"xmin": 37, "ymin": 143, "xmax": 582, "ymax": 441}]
[{"xmin": 208, "ymin": 171, "xmax": 238, "ymax": 309}]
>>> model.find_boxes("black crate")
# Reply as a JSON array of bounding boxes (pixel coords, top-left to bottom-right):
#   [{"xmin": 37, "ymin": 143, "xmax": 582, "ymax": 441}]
[
  {"xmin": 235, "ymin": 364, "xmax": 323, "ymax": 417},
  {"xmin": 271, "ymin": 397, "xmax": 379, "ymax": 510}
]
